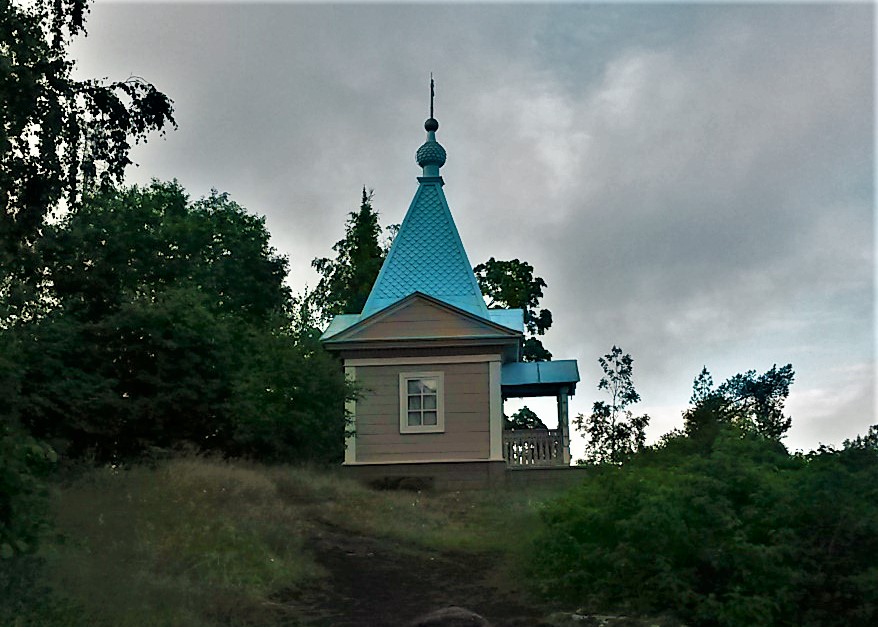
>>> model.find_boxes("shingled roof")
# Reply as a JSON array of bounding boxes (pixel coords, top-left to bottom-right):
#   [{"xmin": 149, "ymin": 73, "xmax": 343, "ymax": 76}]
[
  {"xmin": 322, "ymin": 111, "xmax": 522, "ymax": 341},
  {"xmin": 360, "ymin": 177, "xmax": 489, "ymax": 319}
]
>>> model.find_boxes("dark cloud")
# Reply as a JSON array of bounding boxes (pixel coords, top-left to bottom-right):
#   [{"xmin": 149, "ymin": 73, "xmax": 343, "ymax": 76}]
[{"xmin": 72, "ymin": 3, "xmax": 874, "ymax": 450}]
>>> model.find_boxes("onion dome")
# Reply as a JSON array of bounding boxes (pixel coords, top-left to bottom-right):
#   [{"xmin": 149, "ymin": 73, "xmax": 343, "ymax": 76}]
[
  {"xmin": 416, "ymin": 118, "xmax": 446, "ymax": 176},
  {"xmin": 416, "ymin": 132, "xmax": 446, "ymax": 169}
]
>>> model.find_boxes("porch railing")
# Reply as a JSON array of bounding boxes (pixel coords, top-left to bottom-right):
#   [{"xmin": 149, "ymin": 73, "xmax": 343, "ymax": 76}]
[{"xmin": 503, "ymin": 429, "xmax": 565, "ymax": 467}]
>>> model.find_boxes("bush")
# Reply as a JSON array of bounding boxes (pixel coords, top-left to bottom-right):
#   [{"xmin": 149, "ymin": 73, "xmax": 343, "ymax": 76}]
[
  {"xmin": 0, "ymin": 422, "xmax": 56, "ymax": 559},
  {"xmin": 0, "ymin": 422, "xmax": 64, "ymax": 624},
  {"xmin": 783, "ymin": 431, "xmax": 878, "ymax": 626},
  {"xmin": 532, "ymin": 426, "xmax": 878, "ymax": 627}
]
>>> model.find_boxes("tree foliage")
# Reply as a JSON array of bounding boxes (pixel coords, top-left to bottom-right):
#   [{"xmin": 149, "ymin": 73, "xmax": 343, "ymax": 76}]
[
  {"xmin": 311, "ymin": 188, "xmax": 386, "ymax": 322},
  {"xmin": 10, "ymin": 182, "xmax": 349, "ymax": 462},
  {"xmin": 1, "ymin": 0, "xmax": 175, "ymax": 320},
  {"xmin": 1, "ymin": 0, "xmax": 173, "ymax": 562},
  {"xmin": 473, "ymin": 257, "xmax": 553, "ymax": 361},
  {"xmin": 533, "ymin": 423, "xmax": 878, "ymax": 627},
  {"xmin": 227, "ymin": 322, "xmax": 350, "ymax": 463},
  {"xmin": 575, "ymin": 346, "xmax": 649, "ymax": 464},
  {"xmin": 41, "ymin": 183, "xmax": 290, "ymax": 321},
  {"xmin": 718, "ymin": 364, "xmax": 795, "ymax": 439},
  {"xmin": 504, "ymin": 406, "xmax": 547, "ymax": 431},
  {"xmin": 685, "ymin": 364, "xmax": 795, "ymax": 442},
  {"xmin": 0, "ymin": 422, "xmax": 57, "ymax": 560},
  {"xmin": 1, "ymin": 322, "xmax": 56, "ymax": 559},
  {"xmin": 538, "ymin": 358, "xmax": 873, "ymax": 627}
]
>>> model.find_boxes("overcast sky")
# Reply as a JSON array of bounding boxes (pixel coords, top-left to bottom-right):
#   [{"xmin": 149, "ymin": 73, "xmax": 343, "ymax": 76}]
[{"xmin": 71, "ymin": 1, "xmax": 874, "ymax": 455}]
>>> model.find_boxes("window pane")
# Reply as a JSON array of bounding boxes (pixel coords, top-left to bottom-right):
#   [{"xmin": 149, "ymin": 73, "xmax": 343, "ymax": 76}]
[
  {"xmin": 423, "ymin": 411, "xmax": 438, "ymax": 426},
  {"xmin": 407, "ymin": 411, "xmax": 421, "ymax": 426},
  {"xmin": 407, "ymin": 380, "xmax": 420, "ymax": 395},
  {"xmin": 420, "ymin": 379, "xmax": 437, "ymax": 393},
  {"xmin": 423, "ymin": 395, "xmax": 437, "ymax": 410},
  {"xmin": 407, "ymin": 396, "xmax": 421, "ymax": 410}
]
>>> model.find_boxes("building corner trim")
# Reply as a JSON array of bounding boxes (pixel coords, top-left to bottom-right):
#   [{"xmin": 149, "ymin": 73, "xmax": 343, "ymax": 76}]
[
  {"xmin": 344, "ymin": 365, "xmax": 357, "ymax": 464},
  {"xmin": 489, "ymin": 360, "xmax": 503, "ymax": 461}
]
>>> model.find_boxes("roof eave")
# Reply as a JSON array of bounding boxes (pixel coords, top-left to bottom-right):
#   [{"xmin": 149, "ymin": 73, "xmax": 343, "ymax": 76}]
[{"xmin": 322, "ymin": 291, "xmax": 523, "ymax": 345}]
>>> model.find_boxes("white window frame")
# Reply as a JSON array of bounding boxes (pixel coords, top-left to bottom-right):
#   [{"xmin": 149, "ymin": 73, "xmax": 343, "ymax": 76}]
[{"xmin": 399, "ymin": 371, "xmax": 445, "ymax": 434}]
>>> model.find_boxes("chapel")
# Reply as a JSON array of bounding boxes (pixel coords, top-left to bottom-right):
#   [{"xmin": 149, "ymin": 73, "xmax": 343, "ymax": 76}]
[{"xmin": 321, "ymin": 93, "xmax": 579, "ymax": 488}]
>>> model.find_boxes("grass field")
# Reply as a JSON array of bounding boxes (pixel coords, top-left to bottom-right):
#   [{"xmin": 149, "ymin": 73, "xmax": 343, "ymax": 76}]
[{"xmin": 4, "ymin": 457, "xmax": 570, "ymax": 626}]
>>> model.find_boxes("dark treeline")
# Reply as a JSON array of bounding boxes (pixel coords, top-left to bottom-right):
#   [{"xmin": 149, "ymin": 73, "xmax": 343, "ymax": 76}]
[
  {"xmin": 2, "ymin": 0, "xmax": 350, "ymax": 563},
  {"xmin": 7, "ymin": 182, "xmax": 348, "ymax": 464},
  {"xmin": 1, "ymin": 183, "xmax": 351, "ymax": 562}
]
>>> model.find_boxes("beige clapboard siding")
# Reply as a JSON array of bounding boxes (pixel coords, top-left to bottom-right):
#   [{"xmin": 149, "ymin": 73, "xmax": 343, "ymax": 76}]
[
  {"xmin": 357, "ymin": 440, "xmax": 486, "ymax": 455},
  {"xmin": 354, "ymin": 451, "xmax": 482, "ymax": 463},
  {"xmin": 354, "ymin": 361, "xmax": 491, "ymax": 463},
  {"xmin": 352, "ymin": 299, "xmax": 502, "ymax": 340},
  {"xmin": 355, "ymin": 422, "xmax": 488, "ymax": 436},
  {"xmin": 356, "ymin": 415, "xmax": 489, "ymax": 436},
  {"xmin": 358, "ymin": 361, "xmax": 487, "ymax": 382},
  {"xmin": 340, "ymin": 345, "xmax": 513, "ymax": 361}
]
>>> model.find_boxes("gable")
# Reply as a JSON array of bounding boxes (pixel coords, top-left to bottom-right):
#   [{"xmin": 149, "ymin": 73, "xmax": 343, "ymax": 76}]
[{"xmin": 326, "ymin": 293, "xmax": 521, "ymax": 343}]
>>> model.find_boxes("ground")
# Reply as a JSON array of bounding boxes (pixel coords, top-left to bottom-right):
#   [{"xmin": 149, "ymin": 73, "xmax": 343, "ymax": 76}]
[
  {"xmin": 12, "ymin": 459, "xmax": 679, "ymax": 626},
  {"xmin": 283, "ymin": 524, "xmax": 553, "ymax": 626}
]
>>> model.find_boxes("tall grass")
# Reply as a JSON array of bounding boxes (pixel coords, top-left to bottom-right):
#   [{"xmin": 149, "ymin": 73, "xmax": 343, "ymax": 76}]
[
  {"xmin": 11, "ymin": 457, "xmax": 564, "ymax": 626},
  {"xmin": 274, "ymin": 466, "xmax": 563, "ymax": 553},
  {"xmin": 41, "ymin": 459, "xmax": 324, "ymax": 626}
]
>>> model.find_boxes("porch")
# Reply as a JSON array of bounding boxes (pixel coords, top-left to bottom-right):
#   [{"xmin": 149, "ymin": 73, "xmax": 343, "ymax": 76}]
[
  {"xmin": 502, "ymin": 428, "xmax": 566, "ymax": 466},
  {"xmin": 501, "ymin": 360, "xmax": 580, "ymax": 468}
]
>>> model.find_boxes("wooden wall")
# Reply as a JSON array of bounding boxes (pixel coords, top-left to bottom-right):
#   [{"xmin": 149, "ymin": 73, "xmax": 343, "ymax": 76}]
[
  {"xmin": 352, "ymin": 298, "xmax": 502, "ymax": 340},
  {"xmin": 354, "ymin": 361, "xmax": 491, "ymax": 463}
]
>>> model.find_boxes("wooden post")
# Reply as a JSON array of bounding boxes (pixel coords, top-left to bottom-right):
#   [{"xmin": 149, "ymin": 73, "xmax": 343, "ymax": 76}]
[{"xmin": 557, "ymin": 389, "xmax": 571, "ymax": 465}]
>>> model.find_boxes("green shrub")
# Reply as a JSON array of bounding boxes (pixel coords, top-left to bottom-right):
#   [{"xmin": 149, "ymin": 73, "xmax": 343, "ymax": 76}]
[
  {"xmin": 0, "ymin": 420, "xmax": 66, "ymax": 626},
  {"xmin": 0, "ymin": 423, "xmax": 56, "ymax": 559},
  {"xmin": 532, "ymin": 426, "xmax": 878, "ymax": 627},
  {"xmin": 781, "ymin": 432, "xmax": 878, "ymax": 626}
]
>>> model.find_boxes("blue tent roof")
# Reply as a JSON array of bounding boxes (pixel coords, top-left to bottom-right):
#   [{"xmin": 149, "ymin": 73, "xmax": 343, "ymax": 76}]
[
  {"xmin": 360, "ymin": 121, "xmax": 490, "ymax": 320},
  {"xmin": 322, "ymin": 113, "xmax": 523, "ymax": 343},
  {"xmin": 360, "ymin": 179, "xmax": 489, "ymax": 319}
]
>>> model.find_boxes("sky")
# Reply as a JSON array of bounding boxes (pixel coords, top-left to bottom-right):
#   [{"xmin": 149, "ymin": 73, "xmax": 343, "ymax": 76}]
[{"xmin": 70, "ymin": 1, "xmax": 875, "ymax": 455}]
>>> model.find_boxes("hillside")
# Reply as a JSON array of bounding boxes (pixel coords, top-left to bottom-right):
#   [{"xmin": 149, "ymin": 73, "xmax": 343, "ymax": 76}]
[
  {"xmin": 7, "ymin": 430, "xmax": 874, "ymax": 627},
  {"xmin": 4, "ymin": 458, "xmax": 585, "ymax": 626}
]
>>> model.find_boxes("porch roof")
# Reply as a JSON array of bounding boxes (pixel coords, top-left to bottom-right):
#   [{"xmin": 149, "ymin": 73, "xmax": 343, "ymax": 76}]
[{"xmin": 501, "ymin": 360, "xmax": 579, "ymax": 398}]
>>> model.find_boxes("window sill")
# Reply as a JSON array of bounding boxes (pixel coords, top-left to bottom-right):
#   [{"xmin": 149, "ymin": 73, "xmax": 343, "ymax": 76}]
[{"xmin": 399, "ymin": 426, "xmax": 445, "ymax": 435}]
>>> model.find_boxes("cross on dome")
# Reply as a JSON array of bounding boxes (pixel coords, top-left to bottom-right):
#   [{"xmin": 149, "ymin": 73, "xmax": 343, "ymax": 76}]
[{"xmin": 416, "ymin": 75, "xmax": 446, "ymax": 176}]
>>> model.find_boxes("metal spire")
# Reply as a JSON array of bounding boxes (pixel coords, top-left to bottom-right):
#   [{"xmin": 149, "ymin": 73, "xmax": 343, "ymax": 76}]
[
  {"xmin": 424, "ymin": 75, "xmax": 439, "ymax": 134},
  {"xmin": 418, "ymin": 74, "xmax": 444, "ymax": 175}
]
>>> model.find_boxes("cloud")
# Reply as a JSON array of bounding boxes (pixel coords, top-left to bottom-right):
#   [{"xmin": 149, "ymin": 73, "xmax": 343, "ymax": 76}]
[
  {"xmin": 70, "ymin": 3, "xmax": 874, "ymax": 449},
  {"xmin": 786, "ymin": 362, "xmax": 875, "ymax": 450}
]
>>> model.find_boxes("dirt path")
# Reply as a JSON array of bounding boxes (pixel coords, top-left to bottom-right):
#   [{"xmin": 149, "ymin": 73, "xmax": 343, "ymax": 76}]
[{"xmin": 281, "ymin": 525, "xmax": 554, "ymax": 627}]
